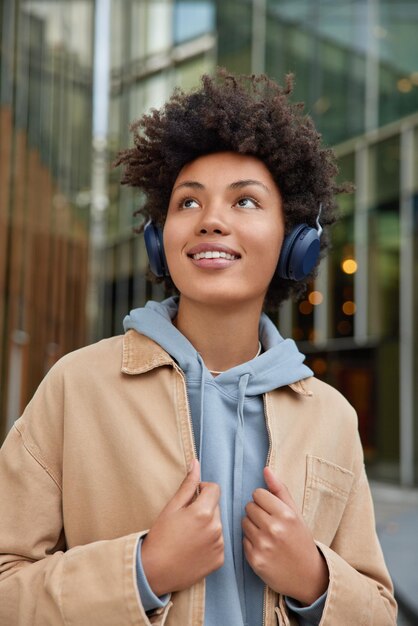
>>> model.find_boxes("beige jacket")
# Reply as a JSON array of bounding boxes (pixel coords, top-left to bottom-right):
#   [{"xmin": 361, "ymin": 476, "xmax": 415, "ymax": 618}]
[{"xmin": 0, "ymin": 330, "xmax": 396, "ymax": 625}]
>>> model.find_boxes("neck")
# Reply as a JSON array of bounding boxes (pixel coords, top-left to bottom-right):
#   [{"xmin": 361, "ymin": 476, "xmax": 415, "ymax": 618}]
[{"xmin": 174, "ymin": 296, "xmax": 263, "ymax": 372}]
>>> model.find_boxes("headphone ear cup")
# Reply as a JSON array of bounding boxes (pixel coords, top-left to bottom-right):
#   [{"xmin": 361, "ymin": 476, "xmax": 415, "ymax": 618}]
[
  {"xmin": 277, "ymin": 224, "xmax": 321, "ymax": 281},
  {"xmin": 144, "ymin": 220, "xmax": 169, "ymax": 278}
]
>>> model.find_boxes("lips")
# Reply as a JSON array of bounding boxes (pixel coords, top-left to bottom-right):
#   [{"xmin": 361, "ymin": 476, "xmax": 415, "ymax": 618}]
[
  {"xmin": 187, "ymin": 243, "xmax": 241, "ymax": 258},
  {"xmin": 186, "ymin": 242, "xmax": 241, "ymax": 269}
]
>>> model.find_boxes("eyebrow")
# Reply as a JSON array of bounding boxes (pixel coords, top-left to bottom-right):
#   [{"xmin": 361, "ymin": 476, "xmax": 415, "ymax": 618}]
[
  {"xmin": 173, "ymin": 181, "xmax": 205, "ymax": 193},
  {"xmin": 172, "ymin": 179, "xmax": 271, "ymax": 194},
  {"xmin": 229, "ymin": 179, "xmax": 270, "ymax": 193}
]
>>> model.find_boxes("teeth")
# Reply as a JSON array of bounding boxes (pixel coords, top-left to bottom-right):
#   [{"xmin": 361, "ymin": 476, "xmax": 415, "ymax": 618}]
[{"xmin": 192, "ymin": 250, "xmax": 238, "ymax": 260}]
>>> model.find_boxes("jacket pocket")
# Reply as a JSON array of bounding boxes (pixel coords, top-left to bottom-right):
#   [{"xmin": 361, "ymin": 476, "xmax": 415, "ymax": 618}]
[{"xmin": 302, "ymin": 455, "xmax": 354, "ymax": 546}]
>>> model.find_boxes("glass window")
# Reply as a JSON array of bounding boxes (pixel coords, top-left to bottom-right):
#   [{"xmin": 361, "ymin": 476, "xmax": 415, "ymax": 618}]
[
  {"xmin": 368, "ymin": 137, "xmax": 400, "ymax": 339},
  {"xmin": 146, "ymin": 0, "xmax": 173, "ymax": 55},
  {"xmin": 367, "ymin": 136, "xmax": 401, "ymax": 480},
  {"xmin": 216, "ymin": 1, "xmax": 252, "ymax": 74},
  {"xmin": 241, "ymin": 0, "xmax": 418, "ymax": 145},
  {"xmin": 173, "ymin": 55, "xmax": 214, "ymax": 91},
  {"xmin": 329, "ymin": 213, "xmax": 356, "ymax": 340},
  {"xmin": 0, "ymin": 1, "xmax": 94, "ymax": 437},
  {"xmin": 292, "ymin": 280, "xmax": 315, "ymax": 343},
  {"xmin": 328, "ymin": 153, "xmax": 356, "ymax": 339},
  {"xmin": 174, "ymin": 0, "xmax": 215, "ymax": 45},
  {"xmin": 379, "ymin": 1, "xmax": 418, "ymax": 126},
  {"xmin": 111, "ymin": 0, "xmax": 174, "ymax": 72}
]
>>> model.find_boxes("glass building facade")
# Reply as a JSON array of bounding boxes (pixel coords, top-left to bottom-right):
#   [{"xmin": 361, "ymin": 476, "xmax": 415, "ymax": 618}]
[
  {"xmin": 1, "ymin": 0, "xmax": 417, "ymax": 486},
  {"xmin": 0, "ymin": 1, "xmax": 94, "ymax": 436}
]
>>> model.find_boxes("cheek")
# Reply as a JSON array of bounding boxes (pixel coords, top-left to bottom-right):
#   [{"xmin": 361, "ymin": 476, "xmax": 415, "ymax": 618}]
[
  {"xmin": 162, "ymin": 222, "xmax": 180, "ymax": 269},
  {"xmin": 255, "ymin": 225, "xmax": 284, "ymax": 270},
  {"xmin": 162, "ymin": 223, "xmax": 191, "ymax": 291}
]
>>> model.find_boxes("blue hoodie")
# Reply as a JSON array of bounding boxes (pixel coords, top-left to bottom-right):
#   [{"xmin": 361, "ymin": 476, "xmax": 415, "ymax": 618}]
[{"xmin": 123, "ymin": 297, "xmax": 326, "ymax": 626}]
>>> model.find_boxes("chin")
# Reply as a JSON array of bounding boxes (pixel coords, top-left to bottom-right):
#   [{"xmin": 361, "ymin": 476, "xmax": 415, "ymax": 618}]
[{"xmin": 178, "ymin": 285, "xmax": 267, "ymax": 310}]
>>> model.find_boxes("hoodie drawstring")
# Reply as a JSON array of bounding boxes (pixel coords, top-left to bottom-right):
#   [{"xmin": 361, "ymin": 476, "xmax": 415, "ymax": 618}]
[
  {"xmin": 197, "ymin": 354, "xmax": 206, "ymax": 474},
  {"xmin": 234, "ymin": 373, "xmax": 250, "ymax": 624}
]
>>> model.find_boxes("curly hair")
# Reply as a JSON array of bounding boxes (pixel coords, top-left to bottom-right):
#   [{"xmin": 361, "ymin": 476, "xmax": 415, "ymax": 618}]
[{"xmin": 115, "ymin": 68, "xmax": 350, "ymax": 306}]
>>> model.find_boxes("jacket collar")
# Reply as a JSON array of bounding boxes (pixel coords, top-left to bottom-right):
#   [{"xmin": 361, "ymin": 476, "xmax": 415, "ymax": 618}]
[
  {"xmin": 121, "ymin": 329, "xmax": 313, "ymax": 396},
  {"xmin": 289, "ymin": 380, "xmax": 313, "ymax": 396},
  {"xmin": 121, "ymin": 329, "xmax": 174, "ymax": 374}
]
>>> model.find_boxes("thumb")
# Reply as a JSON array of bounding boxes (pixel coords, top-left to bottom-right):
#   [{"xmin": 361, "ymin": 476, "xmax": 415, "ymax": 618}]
[
  {"xmin": 263, "ymin": 467, "xmax": 296, "ymax": 510},
  {"xmin": 166, "ymin": 459, "xmax": 201, "ymax": 511}
]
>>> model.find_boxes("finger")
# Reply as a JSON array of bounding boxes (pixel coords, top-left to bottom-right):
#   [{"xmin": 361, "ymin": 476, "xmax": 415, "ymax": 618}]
[
  {"xmin": 263, "ymin": 467, "xmax": 297, "ymax": 512},
  {"xmin": 199, "ymin": 481, "xmax": 216, "ymax": 490},
  {"xmin": 166, "ymin": 459, "xmax": 201, "ymax": 511},
  {"xmin": 252, "ymin": 487, "xmax": 283, "ymax": 515},
  {"xmin": 192, "ymin": 481, "xmax": 221, "ymax": 511},
  {"xmin": 213, "ymin": 500, "xmax": 222, "ymax": 526},
  {"xmin": 243, "ymin": 536, "xmax": 254, "ymax": 559},
  {"xmin": 245, "ymin": 501, "xmax": 270, "ymax": 529},
  {"xmin": 242, "ymin": 515, "xmax": 259, "ymax": 544}
]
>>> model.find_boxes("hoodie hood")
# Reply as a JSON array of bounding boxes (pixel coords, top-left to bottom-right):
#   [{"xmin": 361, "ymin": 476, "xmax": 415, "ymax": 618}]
[{"xmin": 123, "ymin": 296, "xmax": 312, "ymax": 395}]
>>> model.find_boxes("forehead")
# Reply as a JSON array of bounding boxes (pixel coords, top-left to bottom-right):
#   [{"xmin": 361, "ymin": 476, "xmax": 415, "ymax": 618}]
[{"xmin": 173, "ymin": 151, "xmax": 280, "ymax": 191}]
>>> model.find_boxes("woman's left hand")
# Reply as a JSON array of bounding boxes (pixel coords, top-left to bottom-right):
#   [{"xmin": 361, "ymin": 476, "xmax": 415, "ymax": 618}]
[{"xmin": 242, "ymin": 467, "xmax": 329, "ymax": 605}]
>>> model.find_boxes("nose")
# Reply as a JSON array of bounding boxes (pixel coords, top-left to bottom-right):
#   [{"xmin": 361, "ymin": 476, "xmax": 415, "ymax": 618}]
[{"xmin": 195, "ymin": 205, "xmax": 231, "ymax": 236}]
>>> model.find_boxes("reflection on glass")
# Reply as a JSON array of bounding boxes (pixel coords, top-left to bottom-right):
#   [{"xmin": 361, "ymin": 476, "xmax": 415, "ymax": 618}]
[
  {"xmin": 217, "ymin": 0, "xmax": 418, "ymax": 145},
  {"xmin": 0, "ymin": 1, "xmax": 94, "ymax": 435}
]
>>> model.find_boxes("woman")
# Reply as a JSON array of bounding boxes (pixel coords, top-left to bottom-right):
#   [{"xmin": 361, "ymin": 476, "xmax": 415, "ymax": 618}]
[{"xmin": 0, "ymin": 70, "xmax": 396, "ymax": 625}]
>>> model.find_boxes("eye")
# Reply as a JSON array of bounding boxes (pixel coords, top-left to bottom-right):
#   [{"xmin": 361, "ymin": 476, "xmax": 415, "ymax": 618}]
[
  {"xmin": 236, "ymin": 196, "xmax": 260, "ymax": 209},
  {"xmin": 178, "ymin": 197, "xmax": 199, "ymax": 209}
]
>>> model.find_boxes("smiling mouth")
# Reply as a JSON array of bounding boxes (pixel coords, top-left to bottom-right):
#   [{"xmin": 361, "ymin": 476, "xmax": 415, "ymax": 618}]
[{"xmin": 189, "ymin": 250, "xmax": 240, "ymax": 261}]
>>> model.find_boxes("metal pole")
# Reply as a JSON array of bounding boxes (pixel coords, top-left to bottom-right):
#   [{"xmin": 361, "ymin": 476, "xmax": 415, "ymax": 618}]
[
  {"xmin": 251, "ymin": 0, "xmax": 266, "ymax": 75},
  {"xmin": 354, "ymin": 142, "xmax": 369, "ymax": 343},
  {"xmin": 364, "ymin": 0, "xmax": 379, "ymax": 133},
  {"xmin": 87, "ymin": 0, "xmax": 111, "ymax": 342},
  {"xmin": 399, "ymin": 125, "xmax": 415, "ymax": 486}
]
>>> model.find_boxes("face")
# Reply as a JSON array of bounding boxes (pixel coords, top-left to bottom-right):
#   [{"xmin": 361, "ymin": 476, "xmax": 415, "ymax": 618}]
[{"xmin": 163, "ymin": 151, "xmax": 284, "ymax": 310}]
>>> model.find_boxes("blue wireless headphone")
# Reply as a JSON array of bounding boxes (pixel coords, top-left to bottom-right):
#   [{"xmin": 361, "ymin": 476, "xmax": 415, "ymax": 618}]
[
  {"xmin": 144, "ymin": 204, "xmax": 323, "ymax": 281},
  {"xmin": 144, "ymin": 220, "xmax": 170, "ymax": 278}
]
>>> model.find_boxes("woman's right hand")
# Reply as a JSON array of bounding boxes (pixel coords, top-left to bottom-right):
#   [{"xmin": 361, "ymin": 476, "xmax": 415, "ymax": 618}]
[{"xmin": 141, "ymin": 459, "xmax": 224, "ymax": 596}]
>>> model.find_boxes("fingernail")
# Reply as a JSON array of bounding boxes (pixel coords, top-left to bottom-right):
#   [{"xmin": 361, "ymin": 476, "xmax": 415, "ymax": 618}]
[{"xmin": 188, "ymin": 459, "xmax": 195, "ymax": 473}]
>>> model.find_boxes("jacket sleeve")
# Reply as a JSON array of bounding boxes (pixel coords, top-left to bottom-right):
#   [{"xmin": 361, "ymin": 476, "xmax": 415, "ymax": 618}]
[
  {"xmin": 0, "ymin": 413, "xmax": 171, "ymax": 626},
  {"xmin": 315, "ymin": 437, "xmax": 397, "ymax": 626}
]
